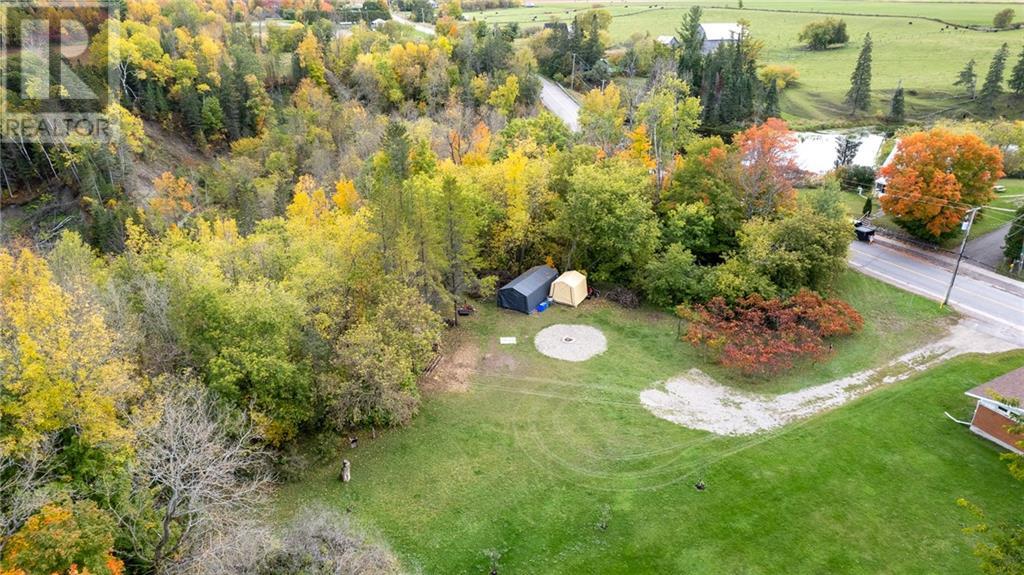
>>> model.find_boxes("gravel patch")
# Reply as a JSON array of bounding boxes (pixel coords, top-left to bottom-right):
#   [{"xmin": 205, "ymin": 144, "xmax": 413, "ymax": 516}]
[
  {"xmin": 640, "ymin": 321, "xmax": 1016, "ymax": 436},
  {"xmin": 535, "ymin": 324, "xmax": 607, "ymax": 362}
]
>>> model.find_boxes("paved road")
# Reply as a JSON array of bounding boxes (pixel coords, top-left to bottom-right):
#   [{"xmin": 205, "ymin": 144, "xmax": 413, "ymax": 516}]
[
  {"xmin": 389, "ymin": 13, "xmax": 581, "ymax": 131},
  {"xmin": 848, "ymin": 240, "xmax": 1024, "ymax": 346},
  {"xmin": 964, "ymin": 222, "xmax": 1010, "ymax": 269},
  {"xmin": 537, "ymin": 77, "xmax": 580, "ymax": 132},
  {"xmin": 390, "ymin": 12, "xmax": 436, "ymax": 36}
]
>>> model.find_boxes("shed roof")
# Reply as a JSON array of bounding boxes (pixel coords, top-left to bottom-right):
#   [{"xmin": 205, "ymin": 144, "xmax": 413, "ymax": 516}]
[
  {"xmin": 500, "ymin": 265, "xmax": 558, "ymax": 295},
  {"xmin": 966, "ymin": 365, "xmax": 1024, "ymax": 405},
  {"xmin": 700, "ymin": 23, "xmax": 744, "ymax": 41},
  {"xmin": 656, "ymin": 35, "xmax": 677, "ymax": 45}
]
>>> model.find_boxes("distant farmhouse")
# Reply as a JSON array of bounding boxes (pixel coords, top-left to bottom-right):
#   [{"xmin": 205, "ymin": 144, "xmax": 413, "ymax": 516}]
[
  {"xmin": 656, "ymin": 35, "xmax": 679, "ymax": 48},
  {"xmin": 965, "ymin": 366, "xmax": 1024, "ymax": 454},
  {"xmin": 698, "ymin": 23, "xmax": 744, "ymax": 54}
]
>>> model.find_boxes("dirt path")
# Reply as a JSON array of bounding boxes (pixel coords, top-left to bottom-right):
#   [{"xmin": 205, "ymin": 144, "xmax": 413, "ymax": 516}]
[{"xmin": 640, "ymin": 321, "xmax": 1017, "ymax": 436}]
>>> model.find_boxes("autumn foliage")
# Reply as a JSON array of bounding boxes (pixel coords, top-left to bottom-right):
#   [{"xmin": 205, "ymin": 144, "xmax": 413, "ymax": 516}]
[
  {"xmin": 879, "ymin": 128, "xmax": 1004, "ymax": 238},
  {"xmin": 679, "ymin": 290, "xmax": 864, "ymax": 377},
  {"xmin": 733, "ymin": 118, "xmax": 801, "ymax": 218},
  {"xmin": 1, "ymin": 501, "xmax": 124, "ymax": 575}
]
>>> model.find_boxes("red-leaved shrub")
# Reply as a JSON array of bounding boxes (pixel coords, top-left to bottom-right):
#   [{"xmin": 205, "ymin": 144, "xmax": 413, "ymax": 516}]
[{"xmin": 678, "ymin": 290, "xmax": 863, "ymax": 377}]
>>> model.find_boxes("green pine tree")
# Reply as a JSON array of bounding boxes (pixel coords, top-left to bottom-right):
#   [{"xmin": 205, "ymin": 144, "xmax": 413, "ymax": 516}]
[
  {"xmin": 1009, "ymin": 45, "xmax": 1024, "ymax": 96},
  {"xmin": 677, "ymin": 6, "xmax": 704, "ymax": 90},
  {"xmin": 764, "ymin": 78, "xmax": 780, "ymax": 118},
  {"xmin": 1004, "ymin": 203, "xmax": 1024, "ymax": 270},
  {"xmin": 862, "ymin": 195, "xmax": 873, "ymax": 217},
  {"xmin": 979, "ymin": 43, "xmax": 1010, "ymax": 108},
  {"xmin": 889, "ymin": 82, "xmax": 905, "ymax": 123},
  {"xmin": 954, "ymin": 59, "xmax": 978, "ymax": 99},
  {"xmin": 845, "ymin": 33, "xmax": 873, "ymax": 112}
]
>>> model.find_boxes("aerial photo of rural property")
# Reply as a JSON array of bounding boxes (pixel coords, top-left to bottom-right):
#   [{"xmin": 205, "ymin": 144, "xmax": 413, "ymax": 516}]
[{"xmin": 2, "ymin": 0, "xmax": 1024, "ymax": 572}]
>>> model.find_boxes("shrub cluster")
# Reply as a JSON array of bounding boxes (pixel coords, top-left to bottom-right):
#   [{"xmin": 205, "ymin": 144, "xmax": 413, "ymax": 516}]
[{"xmin": 679, "ymin": 290, "xmax": 864, "ymax": 377}]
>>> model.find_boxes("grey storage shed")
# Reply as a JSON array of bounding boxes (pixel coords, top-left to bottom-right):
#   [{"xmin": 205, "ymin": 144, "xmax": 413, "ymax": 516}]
[{"xmin": 497, "ymin": 265, "xmax": 558, "ymax": 314}]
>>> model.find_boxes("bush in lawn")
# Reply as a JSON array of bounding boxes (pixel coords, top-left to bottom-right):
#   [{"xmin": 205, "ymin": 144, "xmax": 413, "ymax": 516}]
[
  {"xmin": 993, "ymin": 8, "xmax": 1015, "ymax": 29},
  {"xmin": 678, "ymin": 290, "xmax": 864, "ymax": 377},
  {"xmin": 798, "ymin": 18, "xmax": 849, "ymax": 50},
  {"xmin": 254, "ymin": 506, "xmax": 400, "ymax": 575},
  {"xmin": 758, "ymin": 64, "xmax": 800, "ymax": 90}
]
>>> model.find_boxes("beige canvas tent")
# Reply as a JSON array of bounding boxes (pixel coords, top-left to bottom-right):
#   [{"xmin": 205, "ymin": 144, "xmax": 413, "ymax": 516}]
[{"xmin": 550, "ymin": 271, "xmax": 588, "ymax": 307}]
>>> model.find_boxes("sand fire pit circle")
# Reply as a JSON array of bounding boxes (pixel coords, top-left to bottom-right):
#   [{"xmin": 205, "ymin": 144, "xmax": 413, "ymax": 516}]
[{"xmin": 534, "ymin": 324, "xmax": 607, "ymax": 362}]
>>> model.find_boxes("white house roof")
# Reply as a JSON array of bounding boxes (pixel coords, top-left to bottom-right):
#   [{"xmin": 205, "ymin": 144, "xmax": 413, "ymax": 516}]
[
  {"xmin": 656, "ymin": 35, "xmax": 677, "ymax": 45},
  {"xmin": 700, "ymin": 23, "xmax": 744, "ymax": 41}
]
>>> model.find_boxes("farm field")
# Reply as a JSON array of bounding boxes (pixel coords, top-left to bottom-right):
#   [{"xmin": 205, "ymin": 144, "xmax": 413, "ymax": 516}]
[
  {"xmin": 470, "ymin": 0, "xmax": 1024, "ymax": 125},
  {"xmin": 274, "ymin": 272, "xmax": 1024, "ymax": 574}
]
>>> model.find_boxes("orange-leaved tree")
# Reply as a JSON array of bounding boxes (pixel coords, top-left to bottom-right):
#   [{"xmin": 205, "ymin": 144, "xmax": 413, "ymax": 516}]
[
  {"xmin": 1, "ymin": 500, "xmax": 124, "ymax": 575},
  {"xmin": 879, "ymin": 128, "xmax": 1004, "ymax": 239},
  {"xmin": 733, "ymin": 118, "xmax": 800, "ymax": 218}
]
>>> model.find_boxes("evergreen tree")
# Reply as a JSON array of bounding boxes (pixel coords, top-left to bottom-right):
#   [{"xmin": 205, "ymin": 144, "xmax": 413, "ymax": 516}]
[
  {"xmin": 834, "ymin": 136, "xmax": 861, "ymax": 168},
  {"xmin": 699, "ymin": 32, "xmax": 760, "ymax": 127},
  {"xmin": 862, "ymin": 195, "xmax": 873, "ymax": 217},
  {"xmin": 382, "ymin": 121, "xmax": 411, "ymax": 183},
  {"xmin": 677, "ymin": 6, "xmax": 704, "ymax": 90},
  {"xmin": 179, "ymin": 86, "xmax": 207, "ymax": 148},
  {"xmin": 889, "ymin": 82, "xmax": 905, "ymax": 123},
  {"xmin": 979, "ymin": 43, "xmax": 1009, "ymax": 109},
  {"xmin": 1005, "ymin": 203, "xmax": 1024, "ymax": 270},
  {"xmin": 954, "ymin": 59, "xmax": 978, "ymax": 99},
  {"xmin": 1009, "ymin": 45, "xmax": 1024, "ymax": 97},
  {"xmin": 218, "ymin": 63, "xmax": 243, "ymax": 141},
  {"xmin": 764, "ymin": 79, "xmax": 780, "ymax": 118},
  {"xmin": 584, "ymin": 14, "xmax": 603, "ymax": 68},
  {"xmin": 844, "ymin": 33, "xmax": 873, "ymax": 112}
]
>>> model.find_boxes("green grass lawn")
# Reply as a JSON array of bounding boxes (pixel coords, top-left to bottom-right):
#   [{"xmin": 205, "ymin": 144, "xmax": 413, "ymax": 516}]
[
  {"xmin": 971, "ymin": 178, "xmax": 1024, "ymax": 239},
  {"xmin": 271, "ymin": 272, "xmax": 1018, "ymax": 575},
  {"xmin": 474, "ymin": 0, "xmax": 1024, "ymax": 126}
]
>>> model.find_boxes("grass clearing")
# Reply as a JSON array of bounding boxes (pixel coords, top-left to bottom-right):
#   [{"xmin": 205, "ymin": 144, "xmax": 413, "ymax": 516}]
[
  {"xmin": 473, "ymin": 0, "xmax": 1024, "ymax": 126},
  {"xmin": 971, "ymin": 178, "xmax": 1024, "ymax": 239},
  {"xmin": 271, "ymin": 271, "xmax": 1011, "ymax": 575}
]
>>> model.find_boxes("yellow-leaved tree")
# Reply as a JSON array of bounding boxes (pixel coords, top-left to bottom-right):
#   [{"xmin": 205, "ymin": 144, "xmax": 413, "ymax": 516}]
[{"xmin": 0, "ymin": 248, "xmax": 137, "ymax": 457}]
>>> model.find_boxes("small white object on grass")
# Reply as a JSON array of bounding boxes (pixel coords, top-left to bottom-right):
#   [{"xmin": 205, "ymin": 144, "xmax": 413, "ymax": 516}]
[{"xmin": 499, "ymin": 337, "xmax": 517, "ymax": 345}]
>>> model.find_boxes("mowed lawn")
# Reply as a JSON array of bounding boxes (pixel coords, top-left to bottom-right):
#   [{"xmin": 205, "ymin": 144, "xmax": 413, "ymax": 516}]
[
  {"xmin": 272, "ymin": 272, "xmax": 1022, "ymax": 574},
  {"xmin": 971, "ymin": 178, "xmax": 1024, "ymax": 239},
  {"xmin": 472, "ymin": 0, "xmax": 1023, "ymax": 125}
]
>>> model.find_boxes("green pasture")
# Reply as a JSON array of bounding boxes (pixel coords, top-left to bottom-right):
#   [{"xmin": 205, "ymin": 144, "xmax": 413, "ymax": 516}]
[
  {"xmin": 470, "ymin": 0, "xmax": 1024, "ymax": 125},
  {"xmin": 273, "ymin": 271, "xmax": 1023, "ymax": 574}
]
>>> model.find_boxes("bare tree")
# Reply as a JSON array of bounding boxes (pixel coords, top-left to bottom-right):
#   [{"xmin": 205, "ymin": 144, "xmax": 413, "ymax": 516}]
[
  {"xmin": 257, "ymin": 506, "xmax": 401, "ymax": 575},
  {"xmin": 123, "ymin": 383, "xmax": 269, "ymax": 575},
  {"xmin": 0, "ymin": 439, "xmax": 54, "ymax": 555}
]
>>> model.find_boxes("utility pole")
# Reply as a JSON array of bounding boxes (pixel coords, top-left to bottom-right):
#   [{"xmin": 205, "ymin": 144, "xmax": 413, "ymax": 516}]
[
  {"xmin": 942, "ymin": 207, "xmax": 979, "ymax": 307},
  {"xmin": 569, "ymin": 52, "xmax": 578, "ymax": 90}
]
